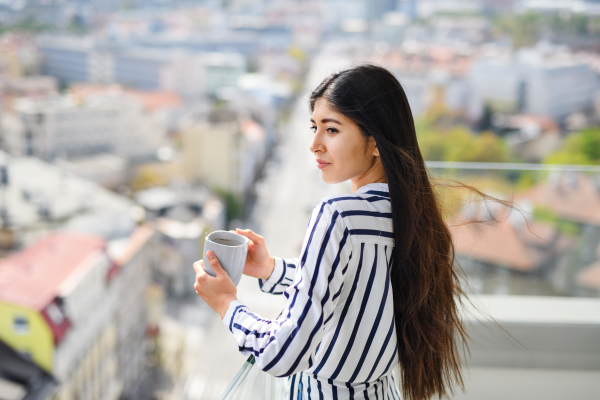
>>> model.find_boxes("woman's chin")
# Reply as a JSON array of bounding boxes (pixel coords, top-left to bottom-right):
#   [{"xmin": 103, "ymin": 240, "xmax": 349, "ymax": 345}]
[
  {"xmin": 320, "ymin": 171, "xmax": 334, "ymax": 184},
  {"xmin": 321, "ymin": 171, "xmax": 345, "ymax": 185}
]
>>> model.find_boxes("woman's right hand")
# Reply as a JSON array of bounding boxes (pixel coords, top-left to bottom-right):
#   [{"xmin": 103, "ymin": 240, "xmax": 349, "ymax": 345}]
[{"xmin": 235, "ymin": 228, "xmax": 275, "ymax": 280}]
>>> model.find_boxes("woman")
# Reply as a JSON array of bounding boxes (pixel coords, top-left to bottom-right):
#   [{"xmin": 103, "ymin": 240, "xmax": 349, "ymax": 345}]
[{"xmin": 194, "ymin": 64, "xmax": 468, "ymax": 400}]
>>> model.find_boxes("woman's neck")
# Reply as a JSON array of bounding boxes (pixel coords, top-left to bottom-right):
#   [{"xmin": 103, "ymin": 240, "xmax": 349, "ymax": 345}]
[{"xmin": 351, "ymin": 159, "xmax": 387, "ymax": 193}]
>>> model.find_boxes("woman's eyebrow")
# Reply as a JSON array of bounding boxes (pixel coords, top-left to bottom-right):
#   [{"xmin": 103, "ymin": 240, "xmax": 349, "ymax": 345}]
[{"xmin": 310, "ymin": 118, "xmax": 342, "ymax": 124}]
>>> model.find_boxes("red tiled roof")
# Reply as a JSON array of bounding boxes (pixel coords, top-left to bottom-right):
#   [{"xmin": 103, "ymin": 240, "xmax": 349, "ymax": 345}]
[
  {"xmin": 125, "ymin": 89, "xmax": 182, "ymax": 112},
  {"xmin": 0, "ymin": 233, "xmax": 106, "ymax": 311},
  {"xmin": 506, "ymin": 114, "xmax": 559, "ymax": 134},
  {"xmin": 517, "ymin": 174, "xmax": 600, "ymax": 226},
  {"xmin": 448, "ymin": 207, "xmax": 560, "ymax": 271},
  {"xmin": 450, "ymin": 218, "xmax": 535, "ymax": 271},
  {"xmin": 70, "ymin": 84, "xmax": 182, "ymax": 112}
]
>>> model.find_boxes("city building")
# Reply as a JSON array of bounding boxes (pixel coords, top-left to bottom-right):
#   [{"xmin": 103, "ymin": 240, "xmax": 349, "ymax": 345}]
[
  {"xmin": 0, "ymin": 233, "xmax": 123, "ymax": 400},
  {"xmin": 135, "ymin": 186, "xmax": 225, "ymax": 297},
  {"xmin": 112, "ymin": 49, "xmax": 207, "ymax": 99},
  {"xmin": 0, "ymin": 75, "xmax": 58, "ymax": 99},
  {"xmin": 203, "ymin": 52, "xmax": 246, "ymax": 97},
  {"xmin": 182, "ymin": 109, "xmax": 268, "ymax": 199},
  {"xmin": 69, "ymin": 83, "xmax": 183, "ymax": 138},
  {"xmin": 370, "ymin": 42, "xmax": 475, "ymax": 116},
  {"xmin": 1, "ymin": 92, "xmax": 164, "ymax": 162},
  {"xmin": 0, "ymin": 149, "xmax": 155, "ymax": 400},
  {"xmin": 0, "ymin": 149, "xmax": 135, "ymax": 255},
  {"xmin": 37, "ymin": 36, "xmax": 93, "ymax": 84},
  {"xmin": 0, "ymin": 226, "xmax": 156, "ymax": 400},
  {"xmin": 468, "ymin": 47, "xmax": 600, "ymax": 120},
  {"xmin": 37, "ymin": 36, "xmax": 247, "ymax": 99},
  {"xmin": 106, "ymin": 225, "xmax": 156, "ymax": 400},
  {"xmin": 495, "ymin": 114, "xmax": 561, "ymax": 162},
  {"xmin": 138, "ymin": 32, "xmax": 261, "ymax": 57}
]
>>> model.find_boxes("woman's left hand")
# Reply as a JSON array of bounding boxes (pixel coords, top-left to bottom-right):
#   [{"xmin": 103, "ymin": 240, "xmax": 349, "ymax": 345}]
[{"xmin": 193, "ymin": 251, "xmax": 238, "ymax": 319}]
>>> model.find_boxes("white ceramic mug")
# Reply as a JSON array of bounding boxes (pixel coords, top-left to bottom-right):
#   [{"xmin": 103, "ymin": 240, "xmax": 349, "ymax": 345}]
[{"xmin": 203, "ymin": 230, "xmax": 248, "ymax": 286}]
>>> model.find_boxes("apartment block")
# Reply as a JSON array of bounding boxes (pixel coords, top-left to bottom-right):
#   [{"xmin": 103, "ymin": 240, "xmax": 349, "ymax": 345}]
[
  {"xmin": 0, "ymin": 227, "xmax": 156, "ymax": 400},
  {"xmin": 2, "ymin": 93, "xmax": 164, "ymax": 162}
]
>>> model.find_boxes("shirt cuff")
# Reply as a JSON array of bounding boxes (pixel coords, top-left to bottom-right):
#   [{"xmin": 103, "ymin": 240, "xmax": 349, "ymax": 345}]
[
  {"xmin": 222, "ymin": 300, "xmax": 245, "ymax": 332},
  {"xmin": 258, "ymin": 257, "xmax": 285, "ymax": 293}
]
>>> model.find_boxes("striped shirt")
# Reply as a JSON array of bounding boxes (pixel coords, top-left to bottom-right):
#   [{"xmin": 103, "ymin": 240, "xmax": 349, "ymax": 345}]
[{"xmin": 223, "ymin": 183, "xmax": 401, "ymax": 399}]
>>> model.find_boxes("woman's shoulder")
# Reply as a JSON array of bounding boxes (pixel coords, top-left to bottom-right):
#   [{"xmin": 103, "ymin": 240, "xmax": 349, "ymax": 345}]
[
  {"xmin": 313, "ymin": 190, "xmax": 393, "ymax": 244},
  {"xmin": 315, "ymin": 188, "xmax": 391, "ymax": 214}
]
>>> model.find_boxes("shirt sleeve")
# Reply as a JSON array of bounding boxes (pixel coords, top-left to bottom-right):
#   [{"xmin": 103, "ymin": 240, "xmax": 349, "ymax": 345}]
[
  {"xmin": 222, "ymin": 201, "xmax": 353, "ymax": 377},
  {"xmin": 258, "ymin": 257, "xmax": 298, "ymax": 295}
]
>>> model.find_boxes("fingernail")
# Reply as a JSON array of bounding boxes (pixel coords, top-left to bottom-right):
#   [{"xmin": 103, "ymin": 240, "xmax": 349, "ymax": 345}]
[{"xmin": 207, "ymin": 251, "xmax": 214, "ymax": 259}]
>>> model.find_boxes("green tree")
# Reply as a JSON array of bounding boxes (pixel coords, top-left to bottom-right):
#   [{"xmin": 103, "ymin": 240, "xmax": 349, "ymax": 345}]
[
  {"xmin": 417, "ymin": 122, "xmax": 509, "ymax": 163},
  {"xmin": 215, "ymin": 189, "xmax": 243, "ymax": 223},
  {"xmin": 543, "ymin": 127, "xmax": 600, "ymax": 165}
]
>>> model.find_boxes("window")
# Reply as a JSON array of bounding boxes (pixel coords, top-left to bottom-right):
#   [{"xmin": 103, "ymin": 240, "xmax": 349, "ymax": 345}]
[
  {"xmin": 46, "ymin": 303, "xmax": 65, "ymax": 325},
  {"xmin": 13, "ymin": 316, "xmax": 29, "ymax": 334}
]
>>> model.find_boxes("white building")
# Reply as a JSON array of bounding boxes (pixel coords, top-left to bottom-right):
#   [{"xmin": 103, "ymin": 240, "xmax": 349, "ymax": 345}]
[
  {"xmin": 37, "ymin": 36, "xmax": 247, "ymax": 100},
  {"xmin": 112, "ymin": 49, "xmax": 208, "ymax": 100},
  {"xmin": 204, "ymin": 52, "xmax": 246, "ymax": 97},
  {"xmin": 2, "ymin": 93, "xmax": 164, "ymax": 162},
  {"xmin": 0, "ymin": 150, "xmax": 155, "ymax": 400},
  {"xmin": 468, "ymin": 47, "xmax": 600, "ymax": 120}
]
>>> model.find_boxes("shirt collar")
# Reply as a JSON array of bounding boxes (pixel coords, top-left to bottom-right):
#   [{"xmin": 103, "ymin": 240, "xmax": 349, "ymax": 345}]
[{"xmin": 354, "ymin": 183, "xmax": 390, "ymax": 197}]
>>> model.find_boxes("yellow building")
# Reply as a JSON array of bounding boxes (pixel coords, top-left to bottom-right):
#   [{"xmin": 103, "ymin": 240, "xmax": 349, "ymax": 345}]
[
  {"xmin": 0, "ymin": 233, "xmax": 122, "ymax": 400},
  {"xmin": 181, "ymin": 109, "xmax": 267, "ymax": 199},
  {"xmin": 182, "ymin": 110, "xmax": 241, "ymax": 194}
]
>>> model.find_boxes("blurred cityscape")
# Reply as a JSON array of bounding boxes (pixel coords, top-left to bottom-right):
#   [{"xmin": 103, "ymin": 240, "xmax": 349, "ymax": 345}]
[{"xmin": 0, "ymin": 1, "xmax": 599, "ymax": 399}]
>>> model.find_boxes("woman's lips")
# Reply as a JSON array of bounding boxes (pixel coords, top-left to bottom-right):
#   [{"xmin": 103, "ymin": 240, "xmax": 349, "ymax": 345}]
[{"xmin": 316, "ymin": 159, "xmax": 330, "ymax": 169}]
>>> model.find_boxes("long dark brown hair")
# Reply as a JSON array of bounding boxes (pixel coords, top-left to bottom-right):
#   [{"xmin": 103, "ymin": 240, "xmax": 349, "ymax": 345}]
[{"xmin": 310, "ymin": 64, "xmax": 472, "ymax": 400}]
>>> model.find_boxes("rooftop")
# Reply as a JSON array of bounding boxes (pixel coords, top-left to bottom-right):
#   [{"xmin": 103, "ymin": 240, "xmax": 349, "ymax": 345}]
[
  {"xmin": 70, "ymin": 84, "xmax": 183, "ymax": 113},
  {"xmin": 0, "ymin": 151, "xmax": 133, "ymax": 242},
  {"xmin": 517, "ymin": 174, "xmax": 600, "ymax": 226},
  {"xmin": 449, "ymin": 206, "xmax": 569, "ymax": 272},
  {"xmin": 0, "ymin": 233, "xmax": 105, "ymax": 311}
]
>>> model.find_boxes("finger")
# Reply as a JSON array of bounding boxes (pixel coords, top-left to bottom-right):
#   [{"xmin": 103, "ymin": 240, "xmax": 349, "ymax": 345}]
[
  {"xmin": 236, "ymin": 229, "xmax": 264, "ymax": 245},
  {"xmin": 206, "ymin": 251, "xmax": 226, "ymax": 277},
  {"xmin": 193, "ymin": 260, "xmax": 203, "ymax": 274}
]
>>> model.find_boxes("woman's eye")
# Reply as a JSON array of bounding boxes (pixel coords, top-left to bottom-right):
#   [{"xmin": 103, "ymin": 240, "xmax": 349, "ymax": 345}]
[
  {"xmin": 326, "ymin": 127, "xmax": 339, "ymax": 134},
  {"xmin": 310, "ymin": 125, "xmax": 317, "ymax": 132}
]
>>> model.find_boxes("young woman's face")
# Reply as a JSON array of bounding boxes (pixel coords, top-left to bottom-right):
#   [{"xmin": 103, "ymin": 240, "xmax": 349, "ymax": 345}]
[{"xmin": 310, "ymin": 98, "xmax": 380, "ymax": 185}]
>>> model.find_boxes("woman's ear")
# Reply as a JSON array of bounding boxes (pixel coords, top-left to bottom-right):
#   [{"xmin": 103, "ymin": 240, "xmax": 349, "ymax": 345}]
[
  {"xmin": 373, "ymin": 145, "xmax": 380, "ymax": 157},
  {"xmin": 370, "ymin": 138, "xmax": 380, "ymax": 157}
]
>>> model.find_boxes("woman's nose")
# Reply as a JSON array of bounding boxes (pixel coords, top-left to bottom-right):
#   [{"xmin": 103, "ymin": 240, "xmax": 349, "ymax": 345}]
[{"xmin": 309, "ymin": 131, "xmax": 322, "ymax": 154}]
